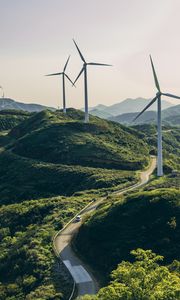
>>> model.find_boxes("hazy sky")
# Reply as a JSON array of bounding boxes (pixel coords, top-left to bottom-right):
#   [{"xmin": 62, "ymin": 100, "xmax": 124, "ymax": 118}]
[{"xmin": 1, "ymin": 0, "xmax": 180, "ymax": 108}]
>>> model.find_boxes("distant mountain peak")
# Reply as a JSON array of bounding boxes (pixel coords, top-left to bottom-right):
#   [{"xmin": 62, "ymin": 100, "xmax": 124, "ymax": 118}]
[
  {"xmin": 89, "ymin": 97, "xmax": 174, "ymax": 118},
  {"xmin": 108, "ymin": 104, "xmax": 180, "ymax": 126},
  {"xmin": 0, "ymin": 98, "xmax": 55, "ymax": 112}
]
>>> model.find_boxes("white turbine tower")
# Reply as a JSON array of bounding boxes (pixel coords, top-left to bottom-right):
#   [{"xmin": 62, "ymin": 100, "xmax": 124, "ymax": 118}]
[
  {"xmin": 134, "ymin": 55, "xmax": 180, "ymax": 176},
  {"xmin": 0, "ymin": 86, "xmax": 4, "ymax": 98},
  {"xmin": 73, "ymin": 40, "xmax": 112, "ymax": 123},
  {"xmin": 46, "ymin": 56, "xmax": 74, "ymax": 113}
]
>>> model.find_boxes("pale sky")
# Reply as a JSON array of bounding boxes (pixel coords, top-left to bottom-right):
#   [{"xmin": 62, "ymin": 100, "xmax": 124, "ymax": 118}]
[{"xmin": 1, "ymin": 0, "xmax": 180, "ymax": 108}]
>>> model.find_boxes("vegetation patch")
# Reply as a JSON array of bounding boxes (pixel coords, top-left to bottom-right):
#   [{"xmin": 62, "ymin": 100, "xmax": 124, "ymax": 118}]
[
  {"xmin": 0, "ymin": 194, "xmax": 93, "ymax": 300},
  {"xmin": 78, "ymin": 249, "xmax": 180, "ymax": 300},
  {"xmin": 9, "ymin": 109, "xmax": 149, "ymax": 170},
  {"xmin": 0, "ymin": 110, "xmax": 31, "ymax": 131},
  {"xmin": 75, "ymin": 188, "xmax": 180, "ymax": 280},
  {"xmin": 133, "ymin": 124, "xmax": 180, "ymax": 171},
  {"xmin": 0, "ymin": 151, "xmax": 137, "ymax": 205}
]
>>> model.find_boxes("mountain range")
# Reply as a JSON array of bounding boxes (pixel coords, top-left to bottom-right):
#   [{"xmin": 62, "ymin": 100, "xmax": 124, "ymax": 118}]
[
  {"xmin": 0, "ymin": 97, "xmax": 174, "ymax": 115},
  {"xmin": 110, "ymin": 104, "xmax": 180, "ymax": 126},
  {"xmin": 0, "ymin": 97, "xmax": 179, "ymax": 126},
  {"xmin": 0, "ymin": 98, "xmax": 55, "ymax": 112},
  {"xmin": 89, "ymin": 97, "xmax": 174, "ymax": 117}
]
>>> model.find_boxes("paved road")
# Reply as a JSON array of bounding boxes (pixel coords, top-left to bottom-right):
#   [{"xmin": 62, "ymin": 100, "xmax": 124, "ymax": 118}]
[
  {"xmin": 114, "ymin": 156, "xmax": 157, "ymax": 196},
  {"xmin": 54, "ymin": 156, "xmax": 156, "ymax": 297},
  {"xmin": 55, "ymin": 210, "xmax": 99, "ymax": 296}
]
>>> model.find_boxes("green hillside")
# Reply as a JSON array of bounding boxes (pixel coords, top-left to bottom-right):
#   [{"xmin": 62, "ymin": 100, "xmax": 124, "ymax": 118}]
[
  {"xmin": 0, "ymin": 108, "xmax": 152, "ymax": 205},
  {"xmin": 0, "ymin": 110, "xmax": 31, "ymax": 131},
  {"xmin": 74, "ymin": 187, "xmax": 180, "ymax": 280},
  {"xmin": 0, "ymin": 109, "xmax": 150, "ymax": 299},
  {"xmin": 0, "ymin": 151, "xmax": 137, "ymax": 205},
  {"xmin": 8, "ymin": 109, "xmax": 149, "ymax": 170},
  {"xmin": 0, "ymin": 109, "xmax": 179, "ymax": 299},
  {"xmin": 133, "ymin": 124, "xmax": 180, "ymax": 171}
]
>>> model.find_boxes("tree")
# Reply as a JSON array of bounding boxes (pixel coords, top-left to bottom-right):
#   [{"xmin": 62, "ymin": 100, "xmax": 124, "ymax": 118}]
[{"xmin": 79, "ymin": 249, "xmax": 180, "ymax": 300}]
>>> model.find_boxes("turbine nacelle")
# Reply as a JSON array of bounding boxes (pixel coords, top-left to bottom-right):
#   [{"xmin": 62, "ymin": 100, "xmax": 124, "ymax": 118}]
[
  {"xmin": 73, "ymin": 39, "xmax": 112, "ymax": 123},
  {"xmin": 45, "ymin": 56, "xmax": 74, "ymax": 86},
  {"xmin": 156, "ymin": 91, "xmax": 161, "ymax": 97},
  {"xmin": 133, "ymin": 55, "xmax": 180, "ymax": 177},
  {"xmin": 73, "ymin": 39, "xmax": 112, "ymax": 85},
  {"xmin": 45, "ymin": 56, "xmax": 75, "ymax": 112},
  {"xmin": 133, "ymin": 56, "xmax": 180, "ymax": 122}
]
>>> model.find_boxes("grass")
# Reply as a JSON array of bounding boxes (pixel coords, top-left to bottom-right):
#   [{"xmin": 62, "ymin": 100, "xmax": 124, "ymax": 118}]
[
  {"xmin": 0, "ymin": 150, "xmax": 137, "ymax": 205},
  {"xmin": 8, "ymin": 109, "xmax": 149, "ymax": 170},
  {"xmin": 134, "ymin": 124, "xmax": 180, "ymax": 171},
  {"xmin": 145, "ymin": 174, "xmax": 180, "ymax": 191},
  {"xmin": 0, "ymin": 109, "xmax": 31, "ymax": 131},
  {"xmin": 0, "ymin": 109, "xmax": 179, "ymax": 298}
]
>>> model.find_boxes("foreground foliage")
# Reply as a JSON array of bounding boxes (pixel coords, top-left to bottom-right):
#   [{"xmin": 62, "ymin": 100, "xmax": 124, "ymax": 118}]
[
  {"xmin": 78, "ymin": 249, "xmax": 180, "ymax": 300},
  {"xmin": 75, "ymin": 187, "xmax": 180, "ymax": 278},
  {"xmin": 0, "ymin": 194, "xmax": 93, "ymax": 299}
]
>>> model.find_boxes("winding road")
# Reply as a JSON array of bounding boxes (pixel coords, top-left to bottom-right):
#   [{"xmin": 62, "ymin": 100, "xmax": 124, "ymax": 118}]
[{"xmin": 54, "ymin": 156, "xmax": 156, "ymax": 298}]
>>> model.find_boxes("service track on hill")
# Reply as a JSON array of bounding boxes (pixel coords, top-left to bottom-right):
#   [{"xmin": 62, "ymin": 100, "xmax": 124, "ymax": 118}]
[{"xmin": 54, "ymin": 156, "xmax": 156, "ymax": 297}]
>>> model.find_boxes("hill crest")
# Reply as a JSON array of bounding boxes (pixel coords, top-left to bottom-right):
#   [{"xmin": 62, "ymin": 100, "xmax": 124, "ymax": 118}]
[{"xmin": 8, "ymin": 108, "xmax": 149, "ymax": 171}]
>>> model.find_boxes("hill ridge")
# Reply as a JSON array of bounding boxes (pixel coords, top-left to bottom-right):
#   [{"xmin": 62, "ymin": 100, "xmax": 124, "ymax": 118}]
[{"xmin": 7, "ymin": 108, "xmax": 149, "ymax": 170}]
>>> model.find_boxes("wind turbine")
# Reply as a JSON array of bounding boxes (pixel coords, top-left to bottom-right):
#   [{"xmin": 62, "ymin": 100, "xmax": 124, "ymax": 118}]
[
  {"xmin": 73, "ymin": 40, "xmax": 112, "ymax": 123},
  {"xmin": 45, "ymin": 56, "xmax": 74, "ymax": 113},
  {"xmin": 134, "ymin": 55, "xmax": 180, "ymax": 176},
  {"xmin": 0, "ymin": 86, "xmax": 4, "ymax": 98}
]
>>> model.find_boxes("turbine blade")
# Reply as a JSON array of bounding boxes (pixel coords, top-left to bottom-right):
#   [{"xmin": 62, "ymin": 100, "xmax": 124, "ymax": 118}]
[
  {"xmin": 161, "ymin": 92, "xmax": 180, "ymax": 100},
  {"xmin": 73, "ymin": 39, "xmax": 86, "ymax": 62},
  {"xmin": 133, "ymin": 96, "xmax": 158, "ymax": 122},
  {"xmin": 65, "ymin": 73, "xmax": 75, "ymax": 86},
  {"xmin": 45, "ymin": 72, "xmax": 63, "ymax": 76},
  {"xmin": 87, "ymin": 62, "xmax": 112, "ymax": 66},
  {"xmin": 63, "ymin": 55, "xmax": 70, "ymax": 72},
  {"xmin": 150, "ymin": 55, "xmax": 161, "ymax": 92},
  {"xmin": 73, "ymin": 67, "xmax": 84, "ymax": 85}
]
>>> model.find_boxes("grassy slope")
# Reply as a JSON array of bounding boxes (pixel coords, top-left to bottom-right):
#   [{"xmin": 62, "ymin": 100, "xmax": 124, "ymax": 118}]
[
  {"xmin": 0, "ymin": 109, "xmax": 150, "ymax": 299},
  {"xmin": 0, "ymin": 109, "xmax": 152, "ymax": 205},
  {"xmin": 9, "ymin": 109, "xmax": 149, "ymax": 170},
  {"xmin": 1, "ymin": 110, "xmax": 179, "ymax": 298},
  {"xmin": 0, "ymin": 110, "xmax": 31, "ymax": 131},
  {"xmin": 133, "ymin": 124, "xmax": 180, "ymax": 171},
  {"xmin": 0, "ymin": 150, "xmax": 137, "ymax": 205},
  {"xmin": 74, "ymin": 180, "xmax": 180, "ymax": 280}
]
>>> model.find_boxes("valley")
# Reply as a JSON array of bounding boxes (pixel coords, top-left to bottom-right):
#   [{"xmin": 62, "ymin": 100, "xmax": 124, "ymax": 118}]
[{"xmin": 0, "ymin": 108, "xmax": 179, "ymax": 300}]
